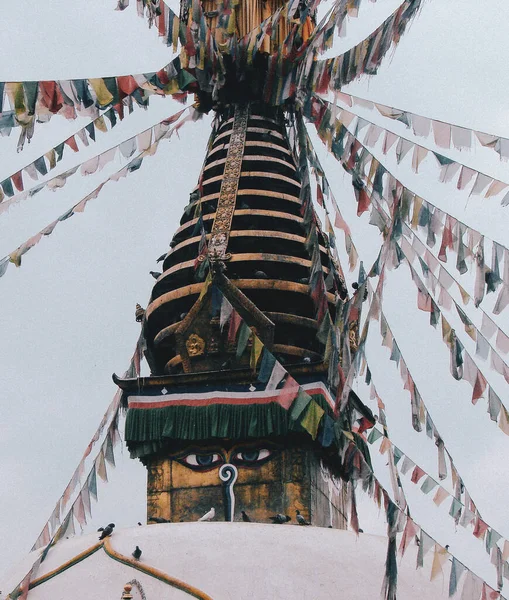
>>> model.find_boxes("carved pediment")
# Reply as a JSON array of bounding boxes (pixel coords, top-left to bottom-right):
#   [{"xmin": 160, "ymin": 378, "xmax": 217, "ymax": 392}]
[{"xmin": 174, "ymin": 273, "xmax": 275, "ymax": 374}]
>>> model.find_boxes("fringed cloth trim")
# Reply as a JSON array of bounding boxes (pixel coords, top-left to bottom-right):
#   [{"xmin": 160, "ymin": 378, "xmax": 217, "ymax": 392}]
[{"xmin": 125, "ymin": 395, "xmax": 334, "ymax": 458}]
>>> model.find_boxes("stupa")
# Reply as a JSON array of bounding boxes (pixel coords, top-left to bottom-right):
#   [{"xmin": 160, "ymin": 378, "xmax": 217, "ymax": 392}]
[{"xmin": 1, "ymin": 1, "xmax": 463, "ymax": 598}]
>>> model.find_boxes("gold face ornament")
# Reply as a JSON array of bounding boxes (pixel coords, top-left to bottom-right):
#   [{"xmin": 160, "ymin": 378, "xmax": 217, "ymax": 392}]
[{"xmin": 186, "ymin": 333, "xmax": 206, "ymax": 357}]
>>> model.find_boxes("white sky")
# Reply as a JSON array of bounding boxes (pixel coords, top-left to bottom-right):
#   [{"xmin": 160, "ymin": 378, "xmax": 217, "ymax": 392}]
[{"xmin": 1, "ymin": 0, "xmax": 509, "ymax": 593}]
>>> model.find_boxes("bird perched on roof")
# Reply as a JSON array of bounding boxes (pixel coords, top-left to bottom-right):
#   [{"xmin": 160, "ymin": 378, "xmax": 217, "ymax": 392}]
[
  {"xmin": 241, "ymin": 511, "xmax": 251, "ymax": 522},
  {"xmin": 149, "ymin": 271, "xmax": 161, "ymax": 280},
  {"xmin": 132, "ymin": 546, "xmax": 142, "ymax": 560},
  {"xmin": 198, "ymin": 507, "xmax": 215, "ymax": 521},
  {"xmin": 269, "ymin": 514, "xmax": 291, "ymax": 524},
  {"xmin": 135, "ymin": 303, "xmax": 145, "ymax": 323},
  {"xmin": 169, "ymin": 239, "xmax": 177, "ymax": 248},
  {"xmin": 156, "ymin": 253, "xmax": 167, "ymax": 263},
  {"xmin": 98, "ymin": 523, "xmax": 115, "ymax": 539},
  {"xmin": 296, "ymin": 510, "xmax": 310, "ymax": 526},
  {"xmin": 148, "ymin": 516, "xmax": 170, "ymax": 523}
]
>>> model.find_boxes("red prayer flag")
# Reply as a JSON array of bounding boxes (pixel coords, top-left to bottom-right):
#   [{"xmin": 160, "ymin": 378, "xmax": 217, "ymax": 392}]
[
  {"xmin": 410, "ymin": 465, "xmax": 426, "ymax": 484},
  {"xmin": 117, "ymin": 76, "xmax": 139, "ymax": 95},
  {"xmin": 12, "ymin": 171, "xmax": 24, "ymax": 192},
  {"xmin": 278, "ymin": 376, "xmax": 299, "ymax": 409},
  {"xmin": 473, "ymin": 516, "xmax": 489, "ymax": 539},
  {"xmin": 356, "ymin": 187, "xmax": 370, "ymax": 216},
  {"xmin": 39, "ymin": 81, "xmax": 64, "ymax": 114},
  {"xmin": 472, "ymin": 371, "xmax": 487, "ymax": 404},
  {"xmin": 64, "ymin": 136, "xmax": 79, "ymax": 152},
  {"xmin": 316, "ymin": 183, "xmax": 324, "ymax": 206}
]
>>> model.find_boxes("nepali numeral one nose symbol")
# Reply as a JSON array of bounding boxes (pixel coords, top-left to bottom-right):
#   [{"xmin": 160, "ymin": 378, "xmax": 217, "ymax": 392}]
[{"xmin": 219, "ymin": 463, "xmax": 238, "ymax": 522}]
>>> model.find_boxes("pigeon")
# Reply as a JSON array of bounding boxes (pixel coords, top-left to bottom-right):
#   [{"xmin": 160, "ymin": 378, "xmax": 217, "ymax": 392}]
[
  {"xmin": 98, "ymin": 523, "xmax": 115, "ymax": 539},
  {"xmin": 296, "ymin": 510, "xmax": 310, "ymax": 526},
  {"xmin": 254, "ymin": 270, "xmax": 268, "ymax": 279},
  {"xmin": 269, "ymin": 514, "xmax": 291, "ymax": 524},
  {"xmin": 297, "ymin": 277, "xmax": 309, "ymax": 285},
  {"xmin": 156, "ymin": 253, "xmax": 167, "ymax": 263},
  {"xmin": 132, "ymin": 546, "xmax": 142, "ymax": 560},
  {"xmin": 137, "ymin": 522, "xmax": 143, "ymax": 526},
  {"xmin": 303, "ymin": 357, "xmax": 311, "ymax": 364},
  {"xmin": 241, "ymin": 511, "xmax": 251, "ymax": 523},
  {"xmin": 148, "ymin": 516, "xmax": 170, "ymax": 523},
  {"xmin": 149, "ymin": 271, "xmax": 162, "ymax": 280},
  {"xmin": 198, "ymin": 507, "xmax": 215, "ymax": 521},
  {"xmin": 169, "ymin": 239, "xmax": 177, "ymax": 248}
]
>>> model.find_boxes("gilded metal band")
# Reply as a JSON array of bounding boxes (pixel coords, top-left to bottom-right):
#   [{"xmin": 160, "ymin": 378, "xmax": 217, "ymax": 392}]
[{"xmin": 208, "ymin": 104, "xmax": 249, "ymax": 262}]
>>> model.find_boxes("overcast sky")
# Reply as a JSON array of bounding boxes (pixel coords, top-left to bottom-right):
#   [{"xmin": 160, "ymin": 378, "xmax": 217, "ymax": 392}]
[{"xmin": 1, "ymin": 0, "xmax": 509, "ymax": 592}]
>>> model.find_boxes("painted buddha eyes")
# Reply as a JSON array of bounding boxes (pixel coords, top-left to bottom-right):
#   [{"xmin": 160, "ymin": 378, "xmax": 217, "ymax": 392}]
[
  {"xmin": 179, "ymin": 448, "xmax": 273, "ymax": 470},
  {"xmin": 183, "ymin": 453, "xmax": 222, "ymax": 468},
  {"xmin": 233, "ymin": 449, "xmax": 271, "ymax": 465}
]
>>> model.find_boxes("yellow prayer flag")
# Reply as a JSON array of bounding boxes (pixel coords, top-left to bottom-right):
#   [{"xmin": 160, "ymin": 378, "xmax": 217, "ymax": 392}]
[
  {"xmin": 379, "ymin": 437, "xmax": 391, "ymax": 455},
  {"xmin": 430, "ymin": 544, "xmax": 448, "ymax": 581},
  {"xmin": 94, "ymin": 116, "xmax": 108, "ymax": 133},
  {"xmin": 441, "ymin": 315, "xmax": 451, "ymax": 345},
  {"xmin": 458, "ymin": 284, "xmax": 470, "ymax": 305},
  {"xmin": 96, "ymin": 449, "xmax": 108, "ymax": 482},
  {"xmin": 498, "ymin": 406, "xmax": 509, "ymax": 436},
  {"xmin": 411, "ymin": 196, "xmax": 423, "ymax": 229},
  {"xmin": 198, "ymin": 272, "xmax": 212, "ymax": 300},
  {"xmin": 89, "ymin": 78, "xmax": 114, "ymax": 108},
  {"xmin": 300, "ymin": 401, "xmax": 325, "ymax": 440},
  {"xmin": 250, "ymin": 334, "xmax": 264, "ymax": 371},
  {"xmin": 45, "ymin": 149, "xmax": 56, "ymax": 170},
  {"xmin": 164, "ymin": 79, "xmax": 181, "ymax": 95}
]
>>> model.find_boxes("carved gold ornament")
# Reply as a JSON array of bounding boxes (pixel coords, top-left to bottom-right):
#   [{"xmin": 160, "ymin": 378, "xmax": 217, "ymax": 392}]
[
  {"xmin": 186, "ymin": 333, "xmax": 206, "ymax": 357},
  {"xmin": 208, "ymin": 105, "xmax": 249, "ymax": 260}
]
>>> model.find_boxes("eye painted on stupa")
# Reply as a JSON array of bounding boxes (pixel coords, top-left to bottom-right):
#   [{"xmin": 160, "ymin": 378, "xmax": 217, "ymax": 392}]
[
  {"xmin": 182, "ymin": 452, "xmax": 223, "ymax": 469},
  {"xmin": 231, "ymin": 448, "xmax": 272, "ymax": 466}
]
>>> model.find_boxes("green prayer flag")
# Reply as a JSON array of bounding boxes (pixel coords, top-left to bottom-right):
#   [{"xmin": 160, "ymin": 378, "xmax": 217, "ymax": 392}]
[
  {"xmin": 449, "ymin": 497, "xmax": 462, "ymax": 520},
  {"xmin": 236, "ymin": 322, "xmax": 251, "ymax": 359},
  {"xmin": 300, "ymin": 401, "xmax": 325, "ymax": 440},
  {"xmin": 367, "ymin": 428, "xmax": 383, "ymax": 444},
  {"xmin": 87, "ymin": 468, "xmax": 97, "ymax": 500},
  {"xmin": 420, "ymin": 476, "xmax": 437, "ymax": 494},
  {"xmin": 23, "ymin": 81, "xmax": 38, "ymax": 115},
  {"xmin": 289, "ymin": 388, "xmax": 312, "ymax": 421},
  {"xmin": 392, "ymin": 447, "xmax": 403, "ymax": 465}
]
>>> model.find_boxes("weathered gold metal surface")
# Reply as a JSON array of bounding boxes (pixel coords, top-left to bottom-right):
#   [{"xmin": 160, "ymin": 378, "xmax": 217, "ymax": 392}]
[
  {"xmin": 175, "ymin": 209, "xmax": 303, "ymax": 237},
  {"xmin": 207, "ymin": 140, "xmax": 293, "ymax": 160},
  {"xmin": 208, "ymin": 105, "xmax": 249, "ymax": 260},
  {"xmin": 185, "ymin": 333, "xmax": 206, "ymax": 357},
  {"xmin": 213, "ymin": 125, "xmax": 285, "ymax": 145},
  {"xmin": 204, "ymin": 171, "xmax": 300, "ymax": 188},
  {"xmin": 157, "ymin": 252, "xmax": 319, "ymax": 283},
  {"xmin": 146, "ymin": 278, "xmax": 334, "ymax": 320},
  {"xmin": 203, "ymin": 154, "xmax": 295, "ymax": 173},
  {"xmin": 146, "ymin": 447, "xmax": 346, "ymax": 528},
  {"xmin": 168, "ymin": 229, "xmax": 327, "ymax": 256}
]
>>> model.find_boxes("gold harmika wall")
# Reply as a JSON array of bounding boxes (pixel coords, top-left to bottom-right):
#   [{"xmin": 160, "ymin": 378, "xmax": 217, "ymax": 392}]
[{"xmin": 146, "ymin": 444, "xmax": 347, "ymax": 528}]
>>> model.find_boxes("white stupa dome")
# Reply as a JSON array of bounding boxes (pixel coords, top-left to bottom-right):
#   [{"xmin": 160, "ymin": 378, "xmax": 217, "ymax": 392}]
[{"xmin": 1, "ymin": 523, "xmax": 449, "ymax": 599}]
